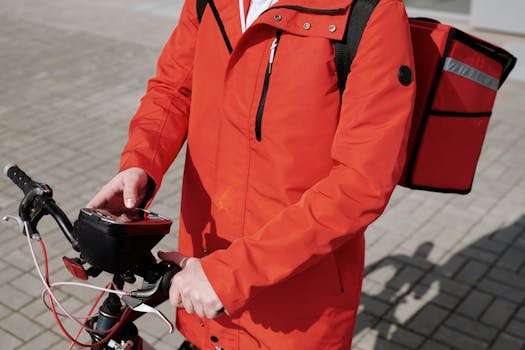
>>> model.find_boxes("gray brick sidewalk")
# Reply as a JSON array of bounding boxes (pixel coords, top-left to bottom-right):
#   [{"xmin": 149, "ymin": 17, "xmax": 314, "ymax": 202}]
[{"xmin": 1, "ymin": 1, "xmax": 524, "ymax": 349}]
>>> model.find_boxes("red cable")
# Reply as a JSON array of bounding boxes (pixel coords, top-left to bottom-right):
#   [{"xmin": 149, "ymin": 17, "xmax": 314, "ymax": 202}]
[
  {"xmin": 39, "ymin": 239, "xmax": 49, "ymax": 284},
  {"xmin": 38, "ymin": 239, "xmax": 133, "ymax": 348},
  {"xmin": 68, "ymin": 284, "xmax": 110, "ymax": 350}
]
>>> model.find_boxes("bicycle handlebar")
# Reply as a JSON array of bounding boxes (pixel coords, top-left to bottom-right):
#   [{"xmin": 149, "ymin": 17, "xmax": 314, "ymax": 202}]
[
  {"xmin": 4, "ymin": 163, "xmax": 38, "ymax": 195},
  {"xmin": 4, "ymin": 162, "xmax": 176, "ymax": 289},
  {"xmin": 3, "ymin": 163, "xmax": 179, "ymax": 346},
  {"xmin": 45, "ymin": 200, "xmax": 79, "ymax": 250},
  {"xmin": 4, "ymin": 163, "xmax": 78, "ymax": 248}
]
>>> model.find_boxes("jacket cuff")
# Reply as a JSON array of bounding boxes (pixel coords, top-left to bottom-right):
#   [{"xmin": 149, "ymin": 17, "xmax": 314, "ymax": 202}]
[{"xmin": 200, "ymin": 252, "xmax": 247, "ymax": 316}]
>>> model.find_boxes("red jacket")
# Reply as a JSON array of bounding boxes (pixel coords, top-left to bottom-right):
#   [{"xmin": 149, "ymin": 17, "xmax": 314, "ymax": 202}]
[{"xmin": 120, "ymin": 0, "xmax": 415, "ymax": 348}]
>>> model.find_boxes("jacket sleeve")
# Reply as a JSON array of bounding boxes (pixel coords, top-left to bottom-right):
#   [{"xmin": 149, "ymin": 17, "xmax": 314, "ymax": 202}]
[
  {"xmin": 119, "ymin": 0, "xmax": 199, "ymax": 196},
  {"xmin": 201, "ymin": 0, "xmax": 417, "ymax": 314}
]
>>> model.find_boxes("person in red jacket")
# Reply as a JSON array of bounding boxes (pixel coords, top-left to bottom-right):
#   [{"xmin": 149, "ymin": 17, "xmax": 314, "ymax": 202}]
[{"xmin": 88, "ymin": 0, "xmax": 416, "ymax": 348}]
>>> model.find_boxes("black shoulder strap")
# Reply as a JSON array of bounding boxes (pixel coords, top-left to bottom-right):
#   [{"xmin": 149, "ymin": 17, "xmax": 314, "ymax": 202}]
[
  {"xmin": 196, "ymin": 0, "xmax": 207, "ymax": 22},
  {"xmin": 335, "ymin": 0, "xmax": 380, "ymax": 94},
  {"xmin": 195, "ymin": 0, "xmax": 233, "ymax": 53}
]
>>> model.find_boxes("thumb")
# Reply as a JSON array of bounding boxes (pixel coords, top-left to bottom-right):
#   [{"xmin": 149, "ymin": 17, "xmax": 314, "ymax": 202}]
[{"xmin": 158, "ymin": 251, "xmax": 190, "ymax": 268}]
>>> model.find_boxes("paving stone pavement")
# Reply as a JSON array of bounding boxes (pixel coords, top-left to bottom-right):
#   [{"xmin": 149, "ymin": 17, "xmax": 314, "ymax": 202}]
[{"xmin": 0, "ymin": 1, "xmax": 524, "ymax": 349}]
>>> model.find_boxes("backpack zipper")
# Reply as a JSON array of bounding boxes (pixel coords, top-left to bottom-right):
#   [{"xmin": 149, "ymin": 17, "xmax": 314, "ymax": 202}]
[{"xmin": 255, "ymin": 30, "xmax": 283, "ymax": 142}]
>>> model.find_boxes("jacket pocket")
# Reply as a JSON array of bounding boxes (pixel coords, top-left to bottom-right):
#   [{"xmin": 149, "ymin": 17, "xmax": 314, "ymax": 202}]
[{"xmin": 255, "ymin": 30, "xmax": 283, "ymax": 142}]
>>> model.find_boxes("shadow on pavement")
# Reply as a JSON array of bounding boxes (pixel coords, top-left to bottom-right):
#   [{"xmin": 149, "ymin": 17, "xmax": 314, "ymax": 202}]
[{"xmin": 356, "ymin": 215, "xmax": 525, "ymax": 349}]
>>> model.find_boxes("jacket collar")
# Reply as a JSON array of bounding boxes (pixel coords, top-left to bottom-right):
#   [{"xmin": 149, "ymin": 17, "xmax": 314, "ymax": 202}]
[
  {"xmin": 217, "ymin": 0, "xmax": 352, "ymax": 55},
  {"xmin": 254, "ymin": 0, "xmax": 352, "ymax": 41},
  {"xmin": 267, "ymin": 0, "xmax": 351, "ymax": 12}
]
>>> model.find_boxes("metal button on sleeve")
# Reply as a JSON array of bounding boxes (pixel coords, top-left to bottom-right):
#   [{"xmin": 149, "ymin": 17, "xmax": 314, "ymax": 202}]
[
  {"xmin": 274, "ymin": 14, "xmax": 282, "ymax": 22},
  {"xmin": 303, "ymin": 22, "xmax": 311, "ymax": 30},
  {"xmin": 328, "ymin": 24, "xmax": 337, "ymax": 32}
]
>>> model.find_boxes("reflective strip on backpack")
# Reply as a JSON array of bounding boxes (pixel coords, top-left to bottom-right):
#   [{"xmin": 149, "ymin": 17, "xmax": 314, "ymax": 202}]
[{"xmin": 443, "ymin": 57, "xmax": 500, "ymax": 91}]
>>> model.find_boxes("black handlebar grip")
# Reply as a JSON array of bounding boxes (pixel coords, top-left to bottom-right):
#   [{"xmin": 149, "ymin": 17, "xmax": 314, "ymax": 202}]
[
  {"xmin": 160, "ymin": 263, "xmax": 182, "ymax": 295},
  {"xmin": 4, "ymin": 163, "xmax": 37, "ymax": 195}
]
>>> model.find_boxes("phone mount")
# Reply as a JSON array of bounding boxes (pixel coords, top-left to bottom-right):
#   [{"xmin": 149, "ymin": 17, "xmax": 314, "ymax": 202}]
[{"xmin": 74, "ymin": 208, "xmax": 172, "ymax": 274}]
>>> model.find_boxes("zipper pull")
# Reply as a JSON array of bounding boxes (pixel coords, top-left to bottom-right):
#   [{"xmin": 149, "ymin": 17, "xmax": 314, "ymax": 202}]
[
  {"xmin": 268, "ymin": 38, "xmax": 279, "ymax": 74},
  {"xmin": 268, "ymin": 30, "xmax": 282, "ymax": 74}
]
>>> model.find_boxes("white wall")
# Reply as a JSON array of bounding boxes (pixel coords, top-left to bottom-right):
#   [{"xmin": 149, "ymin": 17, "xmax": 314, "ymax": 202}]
[{"xmin": 471, "ymin": 0, "xmax": 525, "ymax": 35}]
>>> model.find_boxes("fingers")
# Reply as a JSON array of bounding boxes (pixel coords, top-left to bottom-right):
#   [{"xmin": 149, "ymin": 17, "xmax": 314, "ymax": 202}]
[
  {"xmin": 168, "ymin": 281, "xmax": 182, "ymax": 307},
  {"xmin": 181, "ymin": 290, "xmax": 195, "ymax": 315},
  {"xmin": 122, "ymin": 170, "xmax": 141, "ymax": 209},
  {"xmin": 169, "ymin": 276, "xmax": 198, "ymax": 316},
  {"xmin": 204, "ymin": 304, "xmax": 223, "ymax": 318},
  {"xmin": 163, "ymin": 254, "xmax": 225, "ymax": 319},
  {"xmin": 121, "ymin": 167, "xmax": 150, "ymax": 208},
  {"xmin": 86, "ymin": 167, "xmax": 149, "ymax": 211},
  {"xmin": 86, "ymin": 181, "xmax": 119, "ymax": 209},
  {"xmin": 170, "ymin": 284, "xmax": 221, "ymax": 318}
]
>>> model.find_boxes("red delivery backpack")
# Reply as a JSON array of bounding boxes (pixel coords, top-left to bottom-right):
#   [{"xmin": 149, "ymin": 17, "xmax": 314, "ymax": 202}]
[
  {"xmin": 336, "ymin": 0, "xmax": 517, "ymax": 194},
  {"xmin": 196, "ymin": 0, "xmax": 517, "ymax": 194},
  {"xmin": 401, "ymin": 18, "xmax": 516, "ymax": 193}
]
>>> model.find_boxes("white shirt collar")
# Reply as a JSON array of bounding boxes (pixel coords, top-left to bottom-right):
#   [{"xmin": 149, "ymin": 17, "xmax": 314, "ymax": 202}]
[{"xmin": 240, "ymin": 0, "xmax": 279, "ymax": 33}]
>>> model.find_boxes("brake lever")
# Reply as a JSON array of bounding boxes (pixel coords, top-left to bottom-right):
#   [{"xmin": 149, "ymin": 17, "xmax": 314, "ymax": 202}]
[
  {"xmin": 121, "ymin": 295, "xmax": 174, "ymax": 333},
  {"xmin": 2, "ymin": 215, "xmax": 41, "ymax": 240},
  {"xmin": 130, "ymin": 262, "xmax": 180, "ymax": 299},
  {"xmin": 2, "ymin": 215, "xmax": 24, "ymax": 231},
  {"xmin": 129, "ymin": 277, "xmax": 163, "ymax": 299}
]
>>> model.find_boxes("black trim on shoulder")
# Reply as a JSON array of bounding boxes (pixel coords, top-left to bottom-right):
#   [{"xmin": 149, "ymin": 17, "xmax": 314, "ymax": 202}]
[
  {"xmin": 429, "ymin": 110, "xmax": 493, "ymax": 118},
  {"xmin": 196, "ymin": 0, "xmax": 233, "ymax": 54},
  {"xmin": 334, "ymin": 0, "xmax": 380, "ymax": 95},
  {"xmin": 196, "ymin": 0, "xmax": 207, "ymax": 22},
  {"xmin": 208, "ymin": 0, "xmax": 233, "ymax": 53}
]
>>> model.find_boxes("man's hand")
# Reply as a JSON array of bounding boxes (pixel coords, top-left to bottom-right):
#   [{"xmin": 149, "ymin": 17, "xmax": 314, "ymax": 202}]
[
  {"xmin": 86, "ymin": 167, "xmax": 150, "ymax": 218},
  {"xmin": 158, "ymin": 251, "xmax": 225, "ymax": 318}
]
